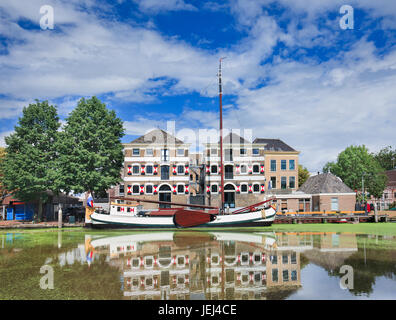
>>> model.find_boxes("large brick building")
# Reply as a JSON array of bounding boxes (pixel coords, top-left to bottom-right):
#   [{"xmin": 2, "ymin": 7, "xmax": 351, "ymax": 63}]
[
  {"xmin": 119, "ymin": 130, "xmax": 301, "ymax": 210},
  {"xmin": 121, "ymin": 129, "xmax": 191, "ymax": 209},
  {"xmin": 203, "ymin": 133, "xmax": 300, "ymax": 209}
]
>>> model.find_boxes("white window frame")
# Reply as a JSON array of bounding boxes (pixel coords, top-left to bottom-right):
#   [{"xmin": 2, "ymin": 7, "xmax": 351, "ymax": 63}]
[
  {"xmin": 145, "ymin": 148, "xmax": 154, "ymax": 156},
  {"xmin": 177, "ymin": 164, "xmax": 185, "ymax": 175},
  {"xmin": 240, "ymin": 164, "xmax": 247, "ymax": 174},
  {"xmin": 177, "ymin": 148, "xmax": 184, "ymax": 157},
  {"xmin": 145, "ymin": 183, "xmax": 154, "ymax": 195},
  {"xmin": 252, "ymin": 183, "xmax": 261, "ymax": 193},
  {"xmin": 240, "ymin": 183, "xmax": 248, "ymax": 194},
  {"xmin": 132, "ymin": 148, "xmax": 140, "ymax": 156},
  {"xmin": 132, "ymin": 163, "xmax": 140, "ymax": 175},
  {"xmin": 145, "ymin": 163, "xmax": 154, "ymax": 175},
  {"xmin": 176, "ymin": 183, "xmax": 185, "ymax": 195},
  {"xmin": 252, "ymin": 148, "xmax": 260, "ymax": 156},
  {"xmin": 252, "ymin": 163, "xmax": 260, "ymax": 174},
  {"xmin": 132, "ymin": 183, "xmax": 141, "ymax": 195},
  {"xmin": 210, "ymin": 148, "xmax": 218, "ymax": 155},
  {"xmin": 211, "ymin": 164, "xmax": 218, "ymax": 174},
  {"xmin": 211, "ymin": 183, "xmax": 219, "ymax": 194},
  {"xmin": 240, "ymin": 148, "xmax": 247, "ymax": 156}
]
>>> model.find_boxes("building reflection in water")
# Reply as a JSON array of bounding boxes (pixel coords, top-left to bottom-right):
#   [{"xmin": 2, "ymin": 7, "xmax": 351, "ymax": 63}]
[{"xmin": 80, "ymin": 231, "xmax": 307, "ymax": 300}]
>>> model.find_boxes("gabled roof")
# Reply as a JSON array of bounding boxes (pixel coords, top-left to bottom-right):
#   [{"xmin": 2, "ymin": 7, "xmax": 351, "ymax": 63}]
[
  {"xmin": 298, "ymin": 172, "xmax": 354, "ymax": 194},
  {"xmin": 386, "ymin": 169, "xmax": 396, "ymax": 187},
  {"xmin": 220, "ymin": 133, "xmax": 251, "ymax": 144},
  {"xmin": 130, "ymin": 129, "xmax": 184, "ymax": 145},
  {"xmin": 253, "ymin": 138, "xmax": 296, "ymax": 152}
]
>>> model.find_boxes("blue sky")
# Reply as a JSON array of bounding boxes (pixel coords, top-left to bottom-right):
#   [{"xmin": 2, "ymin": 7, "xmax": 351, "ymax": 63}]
[{"xmin": 0, "ymin": 0, "xmax": 395, "ymax": 172}]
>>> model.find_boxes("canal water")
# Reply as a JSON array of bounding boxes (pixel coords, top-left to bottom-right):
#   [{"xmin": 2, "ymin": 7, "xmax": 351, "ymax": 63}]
[{"xmin": 0, "ymin": 229, "xmax": 395, "ymax": 300}]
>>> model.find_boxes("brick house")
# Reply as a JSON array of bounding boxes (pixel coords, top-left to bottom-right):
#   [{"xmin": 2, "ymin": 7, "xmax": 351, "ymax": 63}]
[
  {"xmin": 298, "ymin": 172, "xmax": 356, "ymax": 212},
  {"xmin": 203, "ymin": 133, "xmax": 300, "ymax": 209},
  {"xmin": 121, "ymin": 129, "xmax": 191, "ymax": 209}
]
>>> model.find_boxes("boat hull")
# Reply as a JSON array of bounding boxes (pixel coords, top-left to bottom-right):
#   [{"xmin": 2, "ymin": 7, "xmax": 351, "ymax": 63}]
[{"xmin": 89, "ymin": 207, "xmax": 276, "ymax": 229}]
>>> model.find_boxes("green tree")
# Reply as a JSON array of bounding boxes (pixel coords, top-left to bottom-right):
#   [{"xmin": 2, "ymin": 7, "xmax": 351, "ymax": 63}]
[
  {"xmin": 58, "ymin": 97, "xmax": 124, "ymax": 197},
  {"xmin": 372, "ymin": 146, "xmax": 396, "ymax": 171},
  {"xmin": 2, "ymin": 101, "xmax": 61, "ymax": 221},
  {"xmin": 298, "ymin": 165, "xmax": 310, "ymax": 187},
  {"xmin": 0, "ymin": 147, "xmax": 7, "ymax": 201},
  {"xmin": 323, "ymin": 145, "xmax": 387, "ymax": 201}
]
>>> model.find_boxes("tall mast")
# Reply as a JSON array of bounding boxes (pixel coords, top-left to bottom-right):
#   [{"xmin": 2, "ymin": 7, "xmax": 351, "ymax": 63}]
[{"xmin": 219, "ymin": 58, "xmax": 225, "ymax": 212}]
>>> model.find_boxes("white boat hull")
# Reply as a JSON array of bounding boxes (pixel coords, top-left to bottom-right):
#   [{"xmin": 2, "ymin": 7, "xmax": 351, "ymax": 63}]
[{"xmin": 90, "ymin": 206, "xmax": 276, "ymax": 229}]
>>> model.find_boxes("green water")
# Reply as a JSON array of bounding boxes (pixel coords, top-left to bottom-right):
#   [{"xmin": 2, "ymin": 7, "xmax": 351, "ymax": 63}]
[{"xmin": 0, "ymin": 225, "xmax": 395, "ymax": 300}]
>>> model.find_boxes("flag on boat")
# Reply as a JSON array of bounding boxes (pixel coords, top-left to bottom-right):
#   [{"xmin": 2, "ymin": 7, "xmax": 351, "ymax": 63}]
[{"xmin": 87, "ymin": 194, "xmax": 94, "ymax": 208}]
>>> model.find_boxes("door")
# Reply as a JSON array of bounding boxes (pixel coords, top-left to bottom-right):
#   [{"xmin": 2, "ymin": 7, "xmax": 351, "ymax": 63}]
[
  {"xmin": 224, "ymin": 184, "xmax": 235, "ymax": 208},
  {"xmin": 159, "ymin": 185, "xmax": 171, "ymax": 208},
  {"xmin": 6, "ymin": 208, "xmax": 13, "ymax": 220}
]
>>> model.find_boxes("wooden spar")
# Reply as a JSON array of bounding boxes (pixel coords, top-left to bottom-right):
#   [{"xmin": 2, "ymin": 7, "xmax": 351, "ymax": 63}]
[
  {"xmin": 231, "ymin": 197, "xmax": 276, "ymax": 214},
  {"xmin": 109, "ymin": 196, "xmax": 219, "ymax": 210},
  {"xmin": 219, "ymin": 58, "xmax": 225, "ymax": 213}
]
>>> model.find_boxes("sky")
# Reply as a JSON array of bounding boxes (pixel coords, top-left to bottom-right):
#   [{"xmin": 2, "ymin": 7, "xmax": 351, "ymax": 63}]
[{"xmin": 0, "ymin": 0, "xmax": 395, "ymax": 172}]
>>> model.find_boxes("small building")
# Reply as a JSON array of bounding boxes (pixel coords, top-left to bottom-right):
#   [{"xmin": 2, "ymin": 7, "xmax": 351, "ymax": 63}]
[
  {"xmin": 1, "ymin": 192, "xmax": 81, "ymax": 221},
  {"xmin": 368, "ymin": 169, "xmax": 396, "ymax": 210},
  {"xmin": 298, "ymin": 173, "xmax": 356, "ymax": 212}
]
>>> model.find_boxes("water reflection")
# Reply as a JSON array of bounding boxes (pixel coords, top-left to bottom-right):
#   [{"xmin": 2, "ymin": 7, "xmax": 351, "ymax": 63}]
[{"xmin": 1, "ymin": 231, "xmax": 395, "ymax": 300}]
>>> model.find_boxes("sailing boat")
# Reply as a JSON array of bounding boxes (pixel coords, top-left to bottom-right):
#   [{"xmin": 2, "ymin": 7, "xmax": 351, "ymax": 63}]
[{"xmin": 88, "ymin": 59, "xmax": 277, "ymax": 228}]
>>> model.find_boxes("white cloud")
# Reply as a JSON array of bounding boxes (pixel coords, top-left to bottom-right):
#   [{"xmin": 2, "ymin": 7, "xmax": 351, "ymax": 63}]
[
  {"xmin": 0, "ymin": 0, "xmax": 395, "ymax": 173},
  {"xmin": 132, "ymin": 0, "xmax": 197, "ymax": 13}
]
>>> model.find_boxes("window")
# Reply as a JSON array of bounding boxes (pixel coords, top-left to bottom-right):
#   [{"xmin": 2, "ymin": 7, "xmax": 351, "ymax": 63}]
[
  {"xmin": 270, "ymin": 160, "xmax": 276, "ymax": 172},
  {"xmin": 291, "ymin": 252, "xmax": 297, "ymax": 264},
  {"xmin": 177, "ymin": 165, "xmax": 184, "ymax": 175},
  {"xmin": 240, "ymin": 148, "xmax": 247, "ymax": 156},
  {"xmin": 282, "ymin": 254, "xmax": 288, "ymax": 264},
  {"xmin": 161, "ymin": 149, "xmax": 169, "ymax": 161},
  {"xmin": 240, "ymin": 165, "xmax": 247, "ymax": 174},
  {"xmin": 331, "ymin": 198, "xmax": 339, "ymax": 211},
  {"xmin": 289, "ymin": 176, "xmax": 295, "ymax": 189},
  {"xmin": 270, "ymin": 177, "xmax": 276, "ymax": 189},
  {"xmin": 177, "ymin": 184, "xmax": 184, "ymax": 194},
  {"xmin": 132, "ymin": 185, "xmax": 140, "ymax": 194},
  {"xmin": 289, "ymin": 159, "xmax": 295, "ymax": 170},
  {"xmin": 271, "ymin": 255, "xmax": 277, "ymax": 264},
  {"xmin": 177, "ymin": 149, "xmax": 184, "ymax": 156},
  {"xmin": 211, "ymin": 184, "xmax": 218, "ymax": 193},
  {"xmin": 281, "ymin": 160, "xmax": 286, "ymax": 170},
  {"xmin": 272, "ymin": 269, "xmax": 278, "ymax": 282},
  {"xmin": 145, "ymin": 148, "xmax": 153, "ymax": 156},
  {"xmin": 146, "ymin": 185, "xmax": 153, "ymax": 194},
  {"xmin": 253, "ymin": 184, "xmax": 260, "ymax": 193},
  {"xmin": 119, "ymin": 185, "xmax": 124, "ymax": 195},
  {"xmin": 161, "ymin": 165, "xmax": 169, "ymax": 180},
  {"xmin": 283, "ymin": 270, "xmax": 289, "ymax": 282},
  {"xmin": 240, "ymin": 184, "xmax": 248, "ymax": 193},
  {"xmin": 132, "ymin": 148, "xmax": 140, "ymax": 156},
  {"xmin": 211, "ymin": 148, "xmax": 218, "ymax": 155},
  {"xmin": 225, "ymin": 149, "xmax": 233, "ymax": 161},
  {"xmin": 146, "ymin": 165, "xmax": 153, "ymax": 175},
  {"xmin": 291, "ymin": 270, "xmax": 297, "ymax": 281},
  {"xmin": 281, "ymin": 176, "xmax": 287, "ymax": 189},
  {"xmin": 211, "ymin": 165, "xmax": 218, "ymax": 174},
  {"xmin": 132, "ymin": 165, "xmax": 140, "ymax": 175},
  {"xmin": 252, "ymin": 148, "xmax": 259, "ymax": 155},
  {"xmin": 252, "ymin": 164, "xmax": 260, "ymax": 174}
]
